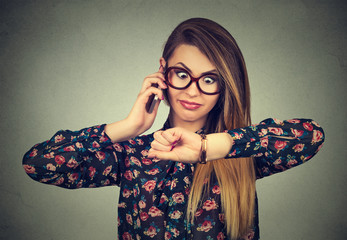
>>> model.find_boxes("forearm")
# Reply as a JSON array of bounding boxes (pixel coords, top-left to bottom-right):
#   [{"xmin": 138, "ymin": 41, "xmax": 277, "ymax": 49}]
[
  {"xmin": 224, "ymin": 118, "xmax": 325, "ymax": 177},
  {"xmin": 105, "ymin": 119, "xmax": 140, "ymax": 143},
  {"xmin": 22, "ymin": 125, "xmax": 119, "ymax": 188},
  {"xmin": 206, "ymin": 132, "xmax": 234, "ymax": 162}
]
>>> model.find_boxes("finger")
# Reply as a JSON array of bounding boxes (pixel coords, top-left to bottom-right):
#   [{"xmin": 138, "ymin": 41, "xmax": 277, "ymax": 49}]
[
  {"xmin": 138, "ymin": 85, "xmax": 164, "ymax": 102},
  {"xmin": 149, "ymin": 71, "xmax": 165, "ymax": 79},
  {"xmin": 159, "ymin": 65, "xmax": 164, "ymax": 73},
  {"xmin": 161, "ymin": 130, "xmax": 180, "ymax": 145},
  {"xmin": 147, "ymin": 149, "xmax": 178, "ymax": 161},
  {"xmin": 141, "ymin": 74, "xmax": 167, "ymax": 92},
  {"xmin": 140, "ymin": 79, "xmax": 166, "ymax": 95},
  {"xmin": 146, "ymin": 87, "xmax": 164, "ymax": 100},
  {"xmin": 153, "ymin": 131, "xmax": 171, "ymax": 146},
  {"xmin": 150, "ymin": 139, "xmax": 172, "ymax": 152}
]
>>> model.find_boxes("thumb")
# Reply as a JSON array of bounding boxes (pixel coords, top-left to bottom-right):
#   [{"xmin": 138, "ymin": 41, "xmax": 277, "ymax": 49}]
[
  {"xmin": 147, "ymin": 149, "xmax": 178, "ymax": 161},
  {"xmin": 161, "ymin": 129, "xmax": 182, "ymax": 146}
]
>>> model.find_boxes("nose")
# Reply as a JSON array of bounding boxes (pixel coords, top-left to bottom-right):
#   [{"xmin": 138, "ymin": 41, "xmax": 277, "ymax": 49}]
[{"xmin": 185, "ymin": 81, "xmax": 201, "ymax": 97}]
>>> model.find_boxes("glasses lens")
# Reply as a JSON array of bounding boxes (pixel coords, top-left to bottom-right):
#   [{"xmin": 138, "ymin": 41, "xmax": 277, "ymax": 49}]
[
  {"xmin": 198, "ymin": 75, "xmax": 220, "ymax": 94},
  {"xmin": 168, "ymin": 68, "xmax": 191, "ymax": 88},
  {"xmin": 167, "ymin": 68, "xmax": 220, "ymax": 94}
]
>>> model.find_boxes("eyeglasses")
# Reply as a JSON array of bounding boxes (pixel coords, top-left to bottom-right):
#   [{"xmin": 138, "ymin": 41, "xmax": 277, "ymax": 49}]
[{"xmin": 164, "ymin": 67, "xmax": 221, "ymax": 95}]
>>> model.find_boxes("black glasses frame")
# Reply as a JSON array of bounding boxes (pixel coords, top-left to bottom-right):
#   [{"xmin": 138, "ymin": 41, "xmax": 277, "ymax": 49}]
[{"xmin": 164, "ymin": 66, "xmax": 221, "ymax": 95}]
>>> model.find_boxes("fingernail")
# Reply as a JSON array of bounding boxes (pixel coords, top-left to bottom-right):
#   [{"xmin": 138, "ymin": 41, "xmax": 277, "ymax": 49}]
[
  {"xmin": 172, "ymin": 140, "xmax": 178, "ymax": 145},
  {"xmin": 170, "ymin": 145, "xmax": 175, "ymax": 151}
]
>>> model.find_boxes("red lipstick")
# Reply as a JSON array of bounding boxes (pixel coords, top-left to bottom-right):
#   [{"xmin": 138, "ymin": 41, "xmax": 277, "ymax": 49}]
[{"xmin": 179, "ymin": 100, "xmax": 202, "ymax": 110}]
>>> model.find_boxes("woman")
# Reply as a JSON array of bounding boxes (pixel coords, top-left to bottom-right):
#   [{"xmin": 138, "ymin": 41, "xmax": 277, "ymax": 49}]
[{"xmin": 23, "ymin": 18, "xmax": 325, "ymax": 240}]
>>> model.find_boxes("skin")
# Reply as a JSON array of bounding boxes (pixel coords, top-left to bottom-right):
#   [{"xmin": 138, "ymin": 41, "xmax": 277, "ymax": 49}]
[
  {"xmin": 105, "ymin": 44, "xmax": 234, "ymax": 163},
  {"xmin": 162, "ymin": 44, "xmax": 220, "ymax": 133}
]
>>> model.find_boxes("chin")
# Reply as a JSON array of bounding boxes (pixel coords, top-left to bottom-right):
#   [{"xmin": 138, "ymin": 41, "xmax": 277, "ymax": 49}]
[
  {"xmin": 179, "ymin": 112, "xmax": 207, "ymax": 123},
  {"xmin": 170, "ymin": 103, "xmax": 210, "ymax": 126}
]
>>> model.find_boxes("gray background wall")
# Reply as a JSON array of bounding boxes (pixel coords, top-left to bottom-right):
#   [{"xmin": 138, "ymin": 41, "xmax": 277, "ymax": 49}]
[{"xmin": 0, "ymin": 0, "xmax": 346, "ymax": 239}]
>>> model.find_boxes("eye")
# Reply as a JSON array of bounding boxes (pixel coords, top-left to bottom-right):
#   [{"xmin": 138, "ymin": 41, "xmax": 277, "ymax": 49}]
[
  {"xmin": 175, "ymin": 70, "xmax": 189, "ymax": 79},
  {"xmin": 202, "ymin": 76, "xmax": 217, "ymax": 84}
]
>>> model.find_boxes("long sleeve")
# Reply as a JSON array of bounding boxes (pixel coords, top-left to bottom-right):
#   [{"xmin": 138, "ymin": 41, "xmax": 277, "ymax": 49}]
[
  {"xmin": 225, "ymin": 118, "xmax": 325, "ymax": 178},
  {"xmin": 22, "ymin": 124, "xmax": 125, "ymax": 189}
]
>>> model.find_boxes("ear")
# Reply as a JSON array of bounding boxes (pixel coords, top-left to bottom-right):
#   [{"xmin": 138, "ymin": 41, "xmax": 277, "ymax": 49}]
[{"xmin": 159, "ymin": 57, "xmax": 166, "ymax": 69}]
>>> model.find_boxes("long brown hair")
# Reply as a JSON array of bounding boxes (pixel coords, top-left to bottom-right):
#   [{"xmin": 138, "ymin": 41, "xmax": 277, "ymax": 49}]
[{"xmin": 162, "ymin": 18, "xmax": 255, "ymax": 239}]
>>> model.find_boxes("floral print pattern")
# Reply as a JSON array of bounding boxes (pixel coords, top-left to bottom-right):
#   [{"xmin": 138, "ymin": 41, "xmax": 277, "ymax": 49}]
[{"xmin": 23, "ymin": 118, "xmax": 324, "ymax": 239}]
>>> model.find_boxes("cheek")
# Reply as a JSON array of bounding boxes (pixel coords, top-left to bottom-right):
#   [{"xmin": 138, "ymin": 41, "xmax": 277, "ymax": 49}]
[
  {"xmin": 167, "ymin": 88, "xmax": 179, "ymax": 103},
  {"xmin": 163, "ymin": 88, "xmax": 173, "ymax": 106},
  {"xmin": 207, "ymin": 95, "xmax": 220, "ymax": 110}
]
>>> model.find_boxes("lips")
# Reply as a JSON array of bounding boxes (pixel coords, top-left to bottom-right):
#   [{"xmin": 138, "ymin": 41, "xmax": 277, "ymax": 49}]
[{"xmin": 179, "ymin": 100, "xmax": 202, "ymax": 110}]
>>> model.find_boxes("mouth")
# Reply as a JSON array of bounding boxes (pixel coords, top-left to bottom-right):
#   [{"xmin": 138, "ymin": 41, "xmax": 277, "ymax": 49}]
[{"xmin": 179, "ymin": 100, "xmax": 202, "ymax": 110}]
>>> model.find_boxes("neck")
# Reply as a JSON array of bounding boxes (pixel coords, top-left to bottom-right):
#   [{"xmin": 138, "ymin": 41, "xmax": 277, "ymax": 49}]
[{"xmin": 168, "ymin": 111, "xmax": 207, "ymax": 132}]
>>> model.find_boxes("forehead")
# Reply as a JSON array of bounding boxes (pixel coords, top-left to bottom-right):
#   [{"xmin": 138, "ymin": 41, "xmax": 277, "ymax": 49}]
[{"xmin": 168, "ymin": 44, "xmax": 216, "ymax": 75}]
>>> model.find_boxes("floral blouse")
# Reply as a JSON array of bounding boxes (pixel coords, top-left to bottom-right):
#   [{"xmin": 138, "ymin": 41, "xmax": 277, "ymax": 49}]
[{"xmin": 23, "ymin": 118, "xmax": 324, "ymax": 240}]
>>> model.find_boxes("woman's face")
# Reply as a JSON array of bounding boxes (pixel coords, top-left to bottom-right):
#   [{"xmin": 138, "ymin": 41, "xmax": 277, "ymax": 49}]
[{"xmin": 162, "ymin": 44, "xmax": 220, "ymax": 130}]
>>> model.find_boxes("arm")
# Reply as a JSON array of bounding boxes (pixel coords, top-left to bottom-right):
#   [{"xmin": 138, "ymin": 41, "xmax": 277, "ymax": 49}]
[
  {"xmin": 105, "ymin": 66, "xmax": 167, "ymax": 143},
  {"xmin": 22, "ymin": 124, "xmax": 123, "ymax": 189},
  {"xmin": 147, "ymin": 128, "xmax": 234, "ymax": 163},
  {"xmin": 225, "ymin": 118, "xmax": 325, "ymax": 178},
  {"xmin": 148, "ymin": 118, "xmax": 325, "ymax": 177},
  {"xmin": 23, "ymin": 67, "xmax": 168, "ymax": 188}
]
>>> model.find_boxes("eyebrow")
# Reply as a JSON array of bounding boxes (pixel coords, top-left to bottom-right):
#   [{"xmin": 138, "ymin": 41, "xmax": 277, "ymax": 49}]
[{"xmin": 174, "ymin": 62, "xmax": 218, "ymax": 75}]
